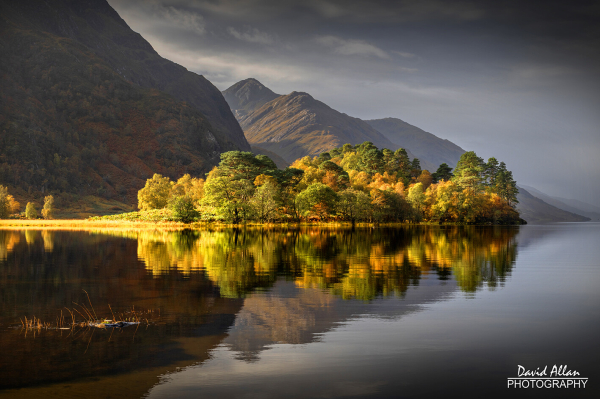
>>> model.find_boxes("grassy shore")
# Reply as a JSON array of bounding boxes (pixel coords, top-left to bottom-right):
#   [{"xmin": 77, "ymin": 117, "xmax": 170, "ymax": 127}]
[{"xmin": 0, "ymin": 219, "xmax": 190, "ymax": 230}]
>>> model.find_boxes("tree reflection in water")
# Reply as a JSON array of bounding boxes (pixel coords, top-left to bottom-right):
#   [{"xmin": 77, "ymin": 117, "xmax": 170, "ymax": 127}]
[
  {"xmin": 131, "ymin": 226, "xmax": 518, "ymax": 298},
  {"xmin": 0, "ymin": 226, "xmax": 519, "ymax": 395}
]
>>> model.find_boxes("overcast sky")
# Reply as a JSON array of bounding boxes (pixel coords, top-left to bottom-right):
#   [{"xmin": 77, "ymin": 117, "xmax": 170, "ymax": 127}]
[{"xmin": 107, "ymin": 0, "xmax": 600, "ymax": 205}]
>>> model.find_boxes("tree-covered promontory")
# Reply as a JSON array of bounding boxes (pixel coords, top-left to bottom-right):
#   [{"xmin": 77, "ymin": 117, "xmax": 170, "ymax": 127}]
[{"xmin": 121, "ymin": 143, "xmax": 522, "ymax": 225}]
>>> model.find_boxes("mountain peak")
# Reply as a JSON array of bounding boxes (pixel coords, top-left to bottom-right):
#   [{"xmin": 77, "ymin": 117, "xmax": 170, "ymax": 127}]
[{"xmin": 223, "ymin": 78, "xmax": 280, "ymax": 118}]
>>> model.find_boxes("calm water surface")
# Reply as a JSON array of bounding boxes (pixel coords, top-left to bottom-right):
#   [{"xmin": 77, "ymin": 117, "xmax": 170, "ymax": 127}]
[{"xmin": 0, "ymin": 224, "xmax": 598, "ymax": 398}]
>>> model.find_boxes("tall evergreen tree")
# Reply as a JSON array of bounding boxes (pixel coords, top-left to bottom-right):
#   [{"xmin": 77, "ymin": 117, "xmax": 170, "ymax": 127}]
[
  {"xmin": 453, "ymin": 151, "xmax": 484, "ymax": 192},
  {"xmin": 432, "ymin": 163, "xmax": 453, "ymax": 183}
]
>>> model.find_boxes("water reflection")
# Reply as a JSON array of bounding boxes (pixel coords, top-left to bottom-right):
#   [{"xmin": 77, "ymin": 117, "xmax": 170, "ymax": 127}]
[
  {"xmin": 131, "ymin": 226, "xmax": 518, "ymax": 298},
  {"xmin": 0, "ymin": 226, "xmax": 519, "ymax": 396}
]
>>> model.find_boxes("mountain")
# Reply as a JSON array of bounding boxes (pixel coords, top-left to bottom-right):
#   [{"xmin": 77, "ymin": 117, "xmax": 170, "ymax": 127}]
[
  {"xmin": 222, "ymin": 78, "xmax": 280, "ymax": 120},
  {"xmin": 223, "ymin": 79, "xmax": 459, "ymax": 171},
  {"xmin": 520, "ymin": 185, "xmax": 600, "ymax": 222},
  {"xmin": 229, "ymin": 89, "xmax": 429, "ymax": 167},
  {"xmin": 365, "ymin": 118, "xmax": 465, "ymax": 169},
  {"xmin": 0, "ymin": 0, "xmax": 249, "ymax": 211},
  {"xmin": 516, "ymin": 187, "xmax": 590, "ymax": 224}
]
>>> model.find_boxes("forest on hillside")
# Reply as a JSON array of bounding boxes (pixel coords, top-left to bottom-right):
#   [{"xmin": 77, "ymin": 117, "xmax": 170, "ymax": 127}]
[{"xmin": 116, "ymin": 142, "xmax": 521, "ymax": 225}]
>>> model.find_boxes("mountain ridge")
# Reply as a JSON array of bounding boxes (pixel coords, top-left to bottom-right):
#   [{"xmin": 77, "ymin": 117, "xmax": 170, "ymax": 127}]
[
  {"xmin": 238, "ymin": 90, "xmax": 423, "ymax": 165},
  {"xmin": 223, "ymin": 79, "xmax": 464, "ymax": 171},
  {"xmin": 223, "ymin": 81, "xmax": 431, "ymax": 168},
  {"xmin": 0, "ymin": 0, "xmax": 249, "ymax": 212}
]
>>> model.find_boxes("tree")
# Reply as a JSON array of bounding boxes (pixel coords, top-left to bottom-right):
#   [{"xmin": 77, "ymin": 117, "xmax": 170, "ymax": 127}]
[
  {"xmin": 495, "ymin": 162, "xmax": 519, "ymax": 206},
  {"xmin": 296, "ymin": 183, "xmax": 339, "ymax": 221},
  {"xmin": 483, "ymin": 157, "xmax": 499, "ymax": 187},
  {"xmin": 138, "ymin": 174, "xmax": 173, "ymax": 210},
  {"xmin": 218, "ymin": 151, "xmax": 276, "ymax": 181},
  {"xmin": 410, "ymin": 158, "xmax": 422, "ymax": 179},
  {"xmin": 250, "ymin": 181, "xmax": 281, "ymax": 222},
  {"xmin": 170, "ymin": 195, "xmax": 200, "ymax": 223},
  {"xmin": 453, "ymin": 151, "xmax": 484, "ymax": 192},
  {"xmin": 369, "ymin": 189, "xmax": 408, "ymax": 222},
  {"xmin": 416, "ymin": 170, "xmax": 433, "ymax": 189},
  {"xmin": 407, "ymin": 183, "xmax": 426, "ymax": 217},
  {"xmin": 202, "ymin": 176, "xmax": 254, "ymax": 223},
  {"xmin": 0, "ymin": 186, "xmax": 12, "ymax": 218},
  {"xmin": 41, "ymin": 195, "xmax": 55, "ymax": 219},
  {"xmin": 338, "ymin": 188, "xmax": 372, "ymax": 223},
  {"xmin": 432, "ymin": 163, "xmax": 453, "ymax": 183},
  {"xmin": 25, "ymin": 202, "xmax": 38, "ymax": 219}
]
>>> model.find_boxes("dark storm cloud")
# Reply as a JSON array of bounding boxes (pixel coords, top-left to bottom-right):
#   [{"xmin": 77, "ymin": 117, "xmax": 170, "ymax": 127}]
[{"xmin": 108, "ymin": 0, "xmax": 600, "ymax": 204}]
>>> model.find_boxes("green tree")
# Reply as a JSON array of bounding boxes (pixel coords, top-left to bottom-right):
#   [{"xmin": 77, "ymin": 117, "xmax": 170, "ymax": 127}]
[
  {"xmin": 202, "ymin": 176, "xmax": 254, "ymax": 223},
  {"xmin": 138, "ymin": 174, "xmax": 173, "ymax": 210},
  {"xmin": 453, "ymin": 151, "xmax": 484, "ymax": 192},
  {"xmin": 169, "ymin": 195, "xmax": 200, "ymax": 223},
  {"xmin": 495, "ymin": 162, "xmax": 519, "ymax": 206},
  {"xmin": 407, "ymin": 183, "xmax": 426, "ymax": 217},
  {"xmin": 250, "ymin": 181, "xmax": 281, "ymax": 222},
  {"xmin": 432, "ymin": 163, "xmax": 453, "ymax": 183},
  {"xmin": 410, "ymin": 158, "xmax": 422, "ymax": 179},
  {"xmin": 25, "ymin": 202, "xmax": 38, "ymax": 219},
  {"xmin": 217, "ymin": 151, "xmax": 276, "ymax": 181},
  {"xmin": 338, "ymin": 188, "xmax": 372, "ymax": 223},
  {"xmin": 296, "ymin": 183, "xmax": 339, "ymax": 220},
  {"xmin": 483, "ymin": 157, "xmax": 499, "ymax": 187},
  {"xmin": 41, "ymin": 195, "xmax": 55, "ymax": 219}
]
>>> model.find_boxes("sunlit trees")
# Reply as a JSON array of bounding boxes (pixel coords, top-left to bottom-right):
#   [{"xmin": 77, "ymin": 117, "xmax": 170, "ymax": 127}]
[
  {"xmin": 138, "ymin": 173, "xmax": 173, "ymax": 210},
  {"xmin": 0, "ymin": 186, "xmax": 21, "ymax": 219},
  {"xmin": 25, "ymin": 202, "xmax": 38, "ymax": 219},
  {"xmin": 0, "ymin": 186, "xmax": 10, "ymax": 218},
  {"xmin": 170, "ymin": 195, "xmax": 200, "ymax": 223},
  {"xmin": 407, "ymin": 183, "xmax": 426, "ymax": 218},
  {"xmin": 41, "ymin": 195, "xmax": 55, "ymax": 219},
  {"xmin": 338, "ymin": 188, "xmax": 372, "ymax": 223},
  {"xmin": 296, "ymin": 183, "xmax": 339, "ymax": 221},
  {"xmin": 250, "ymin": 176, "xmax": 281, "ymax": 222},
  {"xmin": 132, "ymin": 143, "xmax": 522, "ymax": 224},
  {"xmin": 453, "ymin": 151, "xmax": 484, "ymax": 192},
  {"xmin": 416, "ymin": 170, "xmax": 433, "ymax": 189},
  {"xmin": 202, "ymin": 176, "xmax": 254, "ymax": 223}
]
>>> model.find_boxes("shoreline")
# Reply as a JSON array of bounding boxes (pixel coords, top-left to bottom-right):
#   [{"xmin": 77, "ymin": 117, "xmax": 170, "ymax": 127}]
[{"xmin": 0, "ymin": 219, "xmax": 523, "ymax": 230}]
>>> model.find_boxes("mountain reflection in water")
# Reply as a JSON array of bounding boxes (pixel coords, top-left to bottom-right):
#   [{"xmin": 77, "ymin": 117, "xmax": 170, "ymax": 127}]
[{"xmin": 0, "ymin": 226, "xmax": 519, "ymax": 398}]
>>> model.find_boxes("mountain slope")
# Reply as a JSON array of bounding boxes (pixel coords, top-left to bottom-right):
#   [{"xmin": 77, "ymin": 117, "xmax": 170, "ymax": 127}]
[
  {"xmin": 516, "ymin": 188, "xmax": 590, "ymax": 224},
  {"xmin": 223, "ymin": 78, "xmax": 280, "ymax": 119},
  {"xmin": 365, "ymin": 118, "xmax": 465, "ymax": 169},
  {"xmin": 0, "ymin": 0, "xmax": 248, "ymax": 152},
  {"xmin": 238, "ymin": 91, "xmax": 428, "ymax": 167},
  {"xmin": 520, "ymin": 185, "xmax": 600, "ymax": 221},
  {"xmin": 0, "ymin": 0, "xmax": 249, "ymax": 209}
]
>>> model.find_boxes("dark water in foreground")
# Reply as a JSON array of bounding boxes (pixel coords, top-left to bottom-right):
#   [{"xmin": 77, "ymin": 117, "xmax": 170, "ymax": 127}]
[{"xmin": 0, "ymin": 224, "xmax": 598, "ymax": 398}]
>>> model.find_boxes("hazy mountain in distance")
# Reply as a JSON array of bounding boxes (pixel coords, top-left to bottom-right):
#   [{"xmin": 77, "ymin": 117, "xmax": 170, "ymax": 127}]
[
  {"xmin": 0, "ymin": 0, "xmax": 249, "ymax": 211},
  {"xmin": 520, "ymin": 185, "xmax": 600, "ymax": 221},
  {"xmin": 223, "ymin": 78, "xmax": 280, "ymax": 119},
  {"xmin": 365, "ymin": 118, "xmax": 465, "ymax": 169},
  {"xmin": 516, "ymin": 188, "xmax": 590, "ymax": 224}
]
